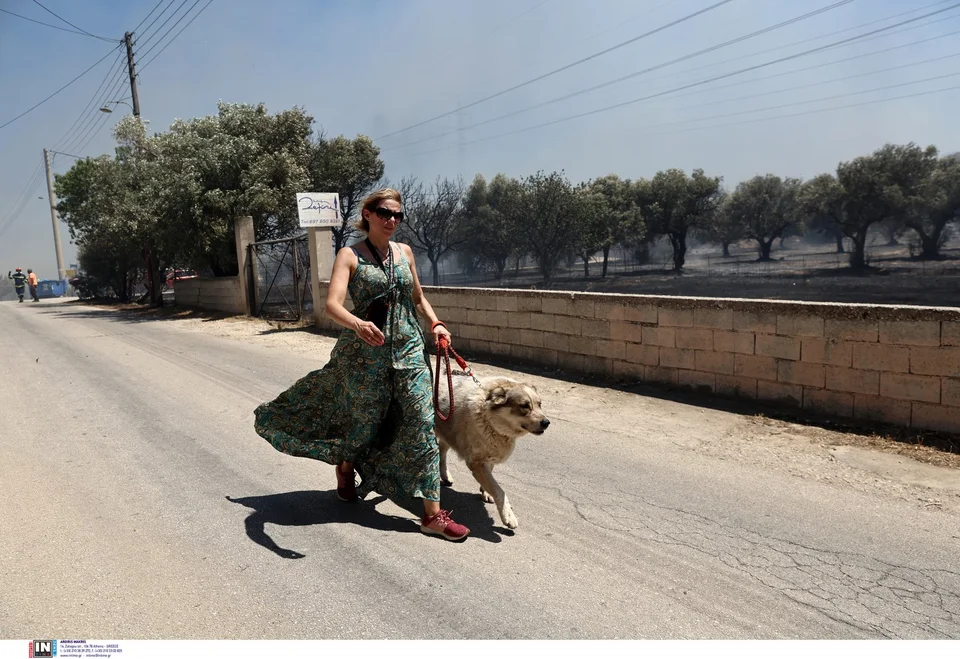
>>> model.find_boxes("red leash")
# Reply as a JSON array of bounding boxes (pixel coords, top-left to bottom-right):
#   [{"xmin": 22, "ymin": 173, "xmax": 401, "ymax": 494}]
[{"xmin": 433, "ymin": 335, "xmax": 480, "ymax": 421}]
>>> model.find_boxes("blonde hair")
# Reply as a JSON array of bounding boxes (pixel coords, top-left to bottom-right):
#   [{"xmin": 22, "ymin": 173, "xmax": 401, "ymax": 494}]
[{"xmin": 353, "ymin": 188, "xmax": 402, "ymax": 232}]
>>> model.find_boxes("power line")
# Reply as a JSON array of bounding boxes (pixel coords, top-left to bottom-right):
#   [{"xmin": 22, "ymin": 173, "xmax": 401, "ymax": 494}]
[
  {"xmin": 133, "ymin": 0, "xmax": 167, "ymax": 34},
  {"xmin": 57, "ymin": 60, "xmax": 129, "ymax": 154},
  {"xmin": 0, "ymin": 7, "xmax": 110, "ymax": 39},
  {"xmin": 60, "ymin": 71, "xmax": 130, "ymax": 155},
  {"xmin": 137, "ymin": 0, "xmax": 191, "ymax": 48},
  {"xmin": 571, "ymin": 0, "xmax": 684, "ymax": 47},
  {"xmin": 50, "ymin": 51, "xmax": 126, "ymax": 151},
  {"xmin": 139, "ymin": 0, "xmax": 214, "ymax": 69},
  {"xmin": 374, "ymin": 0, "xmax": 738, "ymax": 140},
  {"xmin": 0, "ymin": 45, "xmax": 121, "ymax": 132},
  {"xmin": 136, "ymin": 0, "xmax": 177, "ymax": 41},
  {"xmin": 0, "ymin": 166, "xmax": 46, "ymax": 241},
  {"xmin": 29, "ymin": 0, "xmax": 117, "ymax": 42},
  {"xmin": 385, "ymin": 0, "xmax": 858, "ymax": 151},
  {"xmin": 479, "ymin": 0, "xmax": 552, "ymax": 39},
  {"xmin": 395, "ymin": 2, "xmax": 960, "ymax": 154},
  {"xmin": 49, "ymin": 150, "xmax": 86, "ymax": 160}
]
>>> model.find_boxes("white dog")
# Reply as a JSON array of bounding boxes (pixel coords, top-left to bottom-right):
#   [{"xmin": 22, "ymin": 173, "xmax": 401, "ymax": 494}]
[{"xmin": 434, "ymin": 374, "xmax": 550, "ymax": 529}]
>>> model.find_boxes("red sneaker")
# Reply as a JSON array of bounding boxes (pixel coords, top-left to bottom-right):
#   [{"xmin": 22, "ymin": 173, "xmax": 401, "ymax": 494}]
[
  {"xmin": 421, "ymin": 510, "xmax": 470, "ymax": 542},
  {"xmin": 335, "ymin": 463, "xmax": 358, "ymax": 502}
]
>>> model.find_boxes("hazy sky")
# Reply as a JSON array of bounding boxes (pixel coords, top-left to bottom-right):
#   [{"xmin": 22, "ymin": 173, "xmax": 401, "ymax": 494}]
[{"xmin": 1, "ymin": 0, "xmax": 958, "ymax": 279}]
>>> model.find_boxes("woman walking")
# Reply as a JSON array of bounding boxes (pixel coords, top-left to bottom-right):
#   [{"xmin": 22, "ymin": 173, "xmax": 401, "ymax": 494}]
[{"xmin": 254, "ymin": 188, "xmax": 469, "ymax": 541}]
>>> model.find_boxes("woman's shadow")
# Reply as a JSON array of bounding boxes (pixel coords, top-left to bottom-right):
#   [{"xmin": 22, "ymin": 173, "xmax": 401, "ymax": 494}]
[{"xmin": 226, "ymin": 487, "xmax": 510, "ymax": 559}]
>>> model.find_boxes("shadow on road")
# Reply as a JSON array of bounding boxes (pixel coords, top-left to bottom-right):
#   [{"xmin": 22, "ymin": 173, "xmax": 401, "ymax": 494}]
[{"xmin": 227, "ymin": 487, "xmax": 510, "ymax": 558}]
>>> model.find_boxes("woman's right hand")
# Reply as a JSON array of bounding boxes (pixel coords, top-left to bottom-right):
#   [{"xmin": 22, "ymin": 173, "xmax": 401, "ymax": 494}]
[{"xmin": 354, "ymin": 319, "xmax": 385, "ymax": 347}]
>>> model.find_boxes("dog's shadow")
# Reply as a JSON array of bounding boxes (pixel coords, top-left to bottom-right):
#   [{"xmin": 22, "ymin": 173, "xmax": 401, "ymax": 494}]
[{"xmin": 226, "ymin": 487, "xmax": 511, "ymax": 558}]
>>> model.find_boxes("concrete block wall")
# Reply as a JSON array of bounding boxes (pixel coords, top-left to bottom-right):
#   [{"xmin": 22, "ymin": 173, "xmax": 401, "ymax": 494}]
[
  {"xmin": 176, "ymin": 277, "xmax": 245, "ymax": 315},
  {"xmin": 421, "ymin": 287, "xmax": 960, "ymax": 435}
]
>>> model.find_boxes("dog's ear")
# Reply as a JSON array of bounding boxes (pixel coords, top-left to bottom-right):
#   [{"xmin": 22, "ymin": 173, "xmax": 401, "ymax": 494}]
[{"xmin": 487, "ymin": 386, "xmax": 508, "ymax": 407}]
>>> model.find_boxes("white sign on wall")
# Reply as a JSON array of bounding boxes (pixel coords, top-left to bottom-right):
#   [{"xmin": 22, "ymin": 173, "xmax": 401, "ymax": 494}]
[{"xmin": 296, "ymin": 193, "xmax": 341, "ymax": 227}]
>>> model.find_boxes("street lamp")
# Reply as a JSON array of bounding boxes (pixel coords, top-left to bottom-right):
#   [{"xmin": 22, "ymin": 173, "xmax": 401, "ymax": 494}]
[{"xmin": 99, "ymin": 100, "xmax": 134, "ymax": 113}]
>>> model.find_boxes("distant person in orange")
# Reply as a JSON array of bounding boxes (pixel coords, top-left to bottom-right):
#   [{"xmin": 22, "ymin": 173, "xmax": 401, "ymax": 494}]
[{"xmin": 27, "ymin": 269, "xmax": 39, "ymax": 302}]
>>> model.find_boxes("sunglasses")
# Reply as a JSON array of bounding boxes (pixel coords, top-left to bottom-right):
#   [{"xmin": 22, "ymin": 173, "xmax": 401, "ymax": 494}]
[{"xmin": 374, "ymin": 207, "xmax": 404, "ymax": 223}]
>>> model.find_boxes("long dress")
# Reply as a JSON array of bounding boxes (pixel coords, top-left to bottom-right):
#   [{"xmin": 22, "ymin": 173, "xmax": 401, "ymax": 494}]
[{"xmin": 253, "ymin": 244, "xmax": 441, "ymax": 502}]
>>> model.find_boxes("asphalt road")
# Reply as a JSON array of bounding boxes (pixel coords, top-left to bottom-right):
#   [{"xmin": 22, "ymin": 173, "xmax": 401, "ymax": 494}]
[{"xmin": 2, "ymin": 300, "xmax": 958, "ymax": 639}]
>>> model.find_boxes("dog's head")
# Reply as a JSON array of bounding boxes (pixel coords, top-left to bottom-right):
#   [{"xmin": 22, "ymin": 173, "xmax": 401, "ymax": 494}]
[{"xmin": 484, "ymin": 378, "xmax": 550, "ymax": 437}]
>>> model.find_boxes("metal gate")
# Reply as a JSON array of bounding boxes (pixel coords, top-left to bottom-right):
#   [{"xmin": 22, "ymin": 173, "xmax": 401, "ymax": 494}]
[{"xmin": 250, "ymin": 234, "xmax": 312, "ymax": 321}]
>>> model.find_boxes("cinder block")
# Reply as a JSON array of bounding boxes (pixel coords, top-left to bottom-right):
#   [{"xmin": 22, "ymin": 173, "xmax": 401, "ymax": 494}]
[
  {"xmin": 530, "ymin": 313, "xmax": 557, "ymax": 332},
  {"xmin": 610, "ymin": 321, "xmax": 642, "ymax": 343},
  {"xmin": 496, "ymin": 296, "xmax": 519, "ymax": 312},
  {"xmin": 911, "ymin": 402, "xmax": 960, "ymax": 434},
  {"xmin": 825, "ymin": 319, "xmax": 879, "ymax": 342},
  {"xmin": 624, "ymin": 304, "xmax": 658, "ymax": 324},
  {"xmin": 854, "ymin": 395, "xmax": 912, "ymax": 426},
  {"xmin": 568, "ymin": 336, "xmax": 598, "ymax": 356},
  {"xmin": 734, "ymin": 310, "xmax": 777, "ymax": 334},
  {"xmin": 735, "ymin": 354, "xmax": 778, "ymax": 381},
  {"xmin": 910, "ymin": 347, "xmax": 960, "ymax": 377},
  {"xmin": 571, "ymin": 298, "xmax": 596, "ymax": 318},
  {"xmin": 581, "ymin": 318, "xmax": 611, "ymax": 339},
  {"xmin": 694, "ymin": 307, "xmax": 734, "ymax": 330},
  {"xmin": 757, "ymin": 380, "xmax": 802, "ymax": 408},
  {"xmin": 696, "ymin": 350, "xmax": 735, "ymax": 375},
  {"xmin": 941, "ymin": 378, "xmax": 960, "ymax": 408},
  {"xmin": 532, "ymin": 348, "xmax": 559, "ymax": 367},
  {"xmin": 679, "ymin": 370, "xmax": 716, "ymax": 393},
  {"xmin": 475, "ymin": 295, "xmax": 498, "ymax": 311},
  {"xmin": 477, "ymin": 325, "xmax": 500, "ymax": 342},
  {"xmin": 879, "ymin": 320, "xmax": 940, "ymax": 347},
  {"xmin": 804, "ymin": 388, "xmax": 854, "ymax": 417},
  {"xmin": 626, "ymin": 343, "xmax": 659, "ymax": 366},
  {"xmin": 676, "ymin": 328, "xmax": 713, "ymax": 351},
  {"xmin": 801, "ymin": 338, "xmax": 852, "ymax": 367},
  {"xmin": 517, "ymin": 296, "xmax": 542, "ymax": 312},
  {"xmin": 594, "ymin": 301, "xmax": 626, "ymax": 321},
  {"xmin": 613, "ymin": 360, "xmax": 644, "ymax": 381},
  {"xmin": 756, "ymin": 334, "xmax": 801, "ymax": 361},
  {"xmin": 658, "ymin": 307, "xmax": 694, "ymax": 328},
  {"xmin": 715, "ymin": 375, "xmax": 758, "ymax": 399},
  {"xmin": 459, "ymin": 325, "xmax": 479, "ymax": 340},
  {"xmin": 466, "ymin": 309, "xmax": 488, "ymax": 326},
  {"xmin": 852, "ymin": 343, "xmax": 910, "ymax": 373},
  {"xmin": 777, "ymin": 315, "xmax": 824, "ymax": 338},
  {"xmin": 880, "ymin": 373, "xmax": 941, "ymax": 404},
  {"xmin": 713, "ymin": 331, "xmax": 755, "ymax": 355},
  {"xmin": 511, "ymin": 344, "xmax": 536, "ymax": 362},
  {"xmin": 557, "ymin": 352, "xmax": 586, "ymax": 373},
  {"xmin": 778, "ymin": 361, "xmax": 825, "ymax": 388},
  {"xmin": 549, "ymin": 333, "xmax": 570, "ymax": 353},
  {"xmin": 660, "ymin": 348, "xmax": 696, "ymax": 370},
  {"xmin": 645, "ymin": 366, "xmax": 679, "ymax": 386},
  {"xmin": 581, "ymin": 355, "xmax": 613, "ymax": 376},
  {"xmin": 518, "ymin": 329, "xmax": 544, "ymax": 349},
  {"xmin": 508, "ymin": 313, "xmax": 533, "ymax": 330},
  {"xmin": 643, "ymin": 326, "xmax": 676, "ymax": 348},
  {"xmin": 554, "ymin": 315, "xmax": 583, "ymax": 336},
  {"xmin": 596, "ymin": 339, "xmax": 627, "ymax": 361},
  {"xmin": 444, "ymin": 307, "xmax": 467, "ymax": 324},
  {"xmin": 943, "ymin": 322, "xmax": 960, "ymax": 347},
  {"xmin": 826, "ymin": 366, "xmax": 879, "ymax": 395},
  {"xmin": 542, "ymin": 297, "xmax": 573, "ymax": 316}
]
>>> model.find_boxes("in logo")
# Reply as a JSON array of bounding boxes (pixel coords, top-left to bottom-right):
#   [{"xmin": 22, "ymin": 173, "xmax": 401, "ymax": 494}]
[{"xmin": 28, "ymin": 640, "xmax": 57, "ymax": 657}]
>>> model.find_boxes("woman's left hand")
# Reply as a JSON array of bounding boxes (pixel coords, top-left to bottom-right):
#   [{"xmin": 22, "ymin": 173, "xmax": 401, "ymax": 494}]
[{"xmin": 432, "ymin": 324, "xmax": 452, "ymax": 347}]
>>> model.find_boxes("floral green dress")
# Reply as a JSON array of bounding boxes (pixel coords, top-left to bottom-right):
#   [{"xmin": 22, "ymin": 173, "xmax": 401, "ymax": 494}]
[{"xmin": 253, "ymin": 243, "xmax": 440, "ymax": 502}]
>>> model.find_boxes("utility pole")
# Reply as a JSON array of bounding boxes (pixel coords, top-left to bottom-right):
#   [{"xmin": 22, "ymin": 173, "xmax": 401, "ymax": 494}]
[
  {"xmin": 123, "ymin": 32, "xmax": 140, "ymax": 117},
  {"xmin": 43, "ymin": 148, "xmax": 66, "ymax": 282}
]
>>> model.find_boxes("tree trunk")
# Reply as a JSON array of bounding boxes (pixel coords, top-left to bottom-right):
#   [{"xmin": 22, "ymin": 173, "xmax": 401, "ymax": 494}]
[
  {"xmin": 919, "ymin": 225, "xmax": 944, "ymax": 260},
  {"xmin": 582, "ymin": 255, "xmax": 590, "ymax": 278},
  {"xmin": 758, "ymin": 239, "xmax": 774, "ymax": 261},
  {"xmin": 722, "ymin": 242, "xmax": 731, "ymax": 258},
  {"xmin": 669, "ymin": 232, "xmax": 686, "ymax": 273},
  {"xmin": 430, "ymin": 258, "xmax": 440, "ymax": 286},
  {"xmin": 849, "ymin": 232, "xmax": 868, "ymax": 269},
  {"xmin": 602, "ymin": 245, "xmax": 611, "ymax": 278},
  {"xmin": 835, "ymin": 232, "xmax": 845, "ymax": 254}
]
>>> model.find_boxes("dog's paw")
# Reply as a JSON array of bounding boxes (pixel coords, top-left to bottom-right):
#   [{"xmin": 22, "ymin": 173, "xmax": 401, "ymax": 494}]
[
  {"xmin": 480, "ymin": 488, "xmax": 495, "ymax": 504},
  {"xmin": 440, "ymin": 477, "xmax": 454, "ymax": 487},
  {"xmin": 501, "ymin": 509, "xmax": 519, "ymax": 529}
]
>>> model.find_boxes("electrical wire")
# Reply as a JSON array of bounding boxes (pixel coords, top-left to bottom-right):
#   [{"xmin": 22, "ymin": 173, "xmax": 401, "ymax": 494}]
[
  {"xmin": 29, "ymin": 0, "xmax": 117, "ymax": 42},
  {"xmin": 136, "ymin": 0, "xmax": 191, "ymax": 48},
  {"xmin": 132, "ymin": 0, "xmax": 167, "ymax": 34},
  {"xmin": 0, "ymin": 7, "xmax": 110, "ymax": 39},
  {"xmin": 135, "ymin": 0, "xmax": 177, "ymax": 41},
  {"xmin": 0, "ymin": 45, "xmax": 122, "ymax": 132},
  {"xmin": 50, "ymin": 51, "xmax": 126, "ymax": 151},
  {"xmin": 374, "ymin": 0, "xmax": 738, "ymax": 140},
  {"xmin": 139, "ymin": 0, "xmax": 213, "ymax": 68}
]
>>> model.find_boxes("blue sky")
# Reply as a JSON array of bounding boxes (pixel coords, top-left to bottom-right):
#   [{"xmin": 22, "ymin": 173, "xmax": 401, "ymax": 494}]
[{"xmin": 2, "ymin": 0, "xmax": 958, "ymax": 278}]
